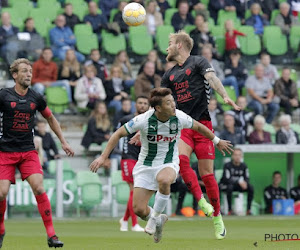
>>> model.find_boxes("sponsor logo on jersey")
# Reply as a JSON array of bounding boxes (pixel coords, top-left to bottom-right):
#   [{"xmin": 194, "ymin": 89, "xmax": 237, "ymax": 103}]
[
  {"xmin": 185, "ymin": 68, "xmax": 191, "ymax": 76},
  {"xmin": 169, "ymin": 75, "xmax": 175, "ymax": 81},
  {"xmin": 205, "ymin": 67, "xmax": 214, "ymax": 72},
  {"xmin": 10, "ymin": 102, "xmax": 16, "ymax": 108},
  {"xmin": 30, "ymin": 103, "xmax": 36, "ymax": 110},
  {"xmin": 128, "ymin": 119, "xmax": 134, "ymax": 127},
  {"xmin": 147, "ymin": 134, "xmax": 177, "ymax": 142}
]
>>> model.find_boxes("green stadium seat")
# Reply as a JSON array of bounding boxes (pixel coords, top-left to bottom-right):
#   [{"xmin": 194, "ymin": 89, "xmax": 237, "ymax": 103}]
[
  {"xmin": 77, "ymin": 171, "xmax": 103, "ymax": 209},
  {"xmin": 74, "ymin": 24, "xmax": 93, "ymax": 36},
  {"xmin": 33, "ymin": 16, "xmax": 51, "ymax": 38},
  {"xmin": 9, "ymin": 0, "xmax": 30, "ymax": 7},
  {"xmin": 263, "ymin": 26, "xmax": 288, "ymax": 56},
  {"xmin": 290, "ymin": 123, "xmax": 300, "ymax": 134},
  {"xmin": 71, "ymin": 1, "xmax": 89, "ymax": 21},
  {"xmin": 211, "ymin": 25, "xmax": 226, "ymax": 55},
  {"xmin": 238, "ymin": 34, "xmax": 261, "ymax": 56},
  {"xmin": 102, "ymin": 31, "xmax": 126, "ymax": 55},
  {"xmin": 1, "ymin": 8, "xmax": 25, "ymax": 30},
  {"xmin": 184, "ymin": 25, "xmax": 196, "ymax": 34},
  {"xmin": 9, "ymin": 1, "xmax": 33, "ymax": 21},
  {"xmin": 156, "ymin": 25, "xmax": 174, "ymax": 55},
  {"xmin": 109, "ymin": 8, "xmax": 119, "ymax": 23},
  {"xmin": 111, "ymin": 170, "xmax": 130, "ymax": 204},
  {"xmin": 129, "ymin": 26, "xmax": 153, "ymax": 55},
  {"xmin": 210, "ymin": 25, "xmax": 225, "ymax": 37},
  {"xmin": 167, "ymin": 0, "xmax": 177, "ymax": 8},
  {"xmin": 164, "ymin": 8, "xmax": 178, "ymax": 26},
  {"xmin": 217, "ymin": 10, "xmax": 237, "ymax": 26},
  {"xmin": 37, "ymin": 0, "xmax": 58, "ymax": 7},
  {"xmin": 263, "ymin": 123, "xmax": 276, "ymax": 143},
  {"xmin": 201, "ymin": 0, "xmax": 210, "ymax": 8},
  {"xmin": 30, "ymin": 8, "xmax": 58, "ymax": 24},
  {"xmin": 216, "ymin": 86, "xmax": 237, "ymax": 111},
  {"xmin": 76, "ymin": 33, "xmax": 99, "ymax": 55},
  {"xmin": 289, "ymin": 26, "xmax": 300, "ymax": 53},
  {"xmin": 45, "ymin": 87, "xmax": 69, "ymax": 114},
  {"xmin": 208, "ymin": 17, "xmax": 215, "ymax": 30},
  {"xmin": 270, "ymin": 9, "xmax": 280, "ymax": 25}
]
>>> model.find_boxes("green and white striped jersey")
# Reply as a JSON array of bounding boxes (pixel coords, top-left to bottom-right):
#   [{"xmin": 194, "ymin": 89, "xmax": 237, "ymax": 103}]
[{"xmin": 124, "ymin": 109, "xmax": 193, "ymax": 167}]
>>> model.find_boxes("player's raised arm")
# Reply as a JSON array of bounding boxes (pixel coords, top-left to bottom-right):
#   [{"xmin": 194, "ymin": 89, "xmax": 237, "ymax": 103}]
[
  {"xmin": 204, "ymin": 71, "xmax": 241, "ymax": 111},
  {"xmin": 90, "ymin": 126, "xmax": 129, "ymax": 172},
  {"xmin": 191, "ymin": 119, "xmax": 234, "ymax": 156},
  {"xmin": 45, "ymin": 114, "xmax": 74, "ymax": 157}
]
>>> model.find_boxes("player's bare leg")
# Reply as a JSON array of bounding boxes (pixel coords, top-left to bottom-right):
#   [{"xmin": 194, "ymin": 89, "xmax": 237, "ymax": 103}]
[
  {"xmin": 178, "ymin": 139, "xmax": 214, "ymax": 217},
  {"xmin": 198, "ymin": 160, "xmax": 226, "ymax": 239},
  {"xmin": 0, "ymin": 180, "xmax": 10, "ymax": 248},
  {"xmin": 27, "ymin": 174, "xmax": 63, "ymax": 248},
  {"xmin": 133, "ymin": 188, "xmax": 155, "ymax": 221}
]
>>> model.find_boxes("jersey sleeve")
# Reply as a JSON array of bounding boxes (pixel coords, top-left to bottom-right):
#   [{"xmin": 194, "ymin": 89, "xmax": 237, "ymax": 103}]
[
  {"xmin": 36, "ymin": 93, "xmax": 52, "ymax": 118},
  {"xmin": 161, "ymin": 70, "xmax": 171, "ymax": 88},
  {"xmin": 176, "ymin": 109, "xmax": 193, "ymax": 129},
  {"xmin": 197, "ymin": 57, "xmax": 215, "ymax": 76},
  {"xmin": 124, "ymin": 113, "xmax": 146, "ymax": 134},
  {"xmin": 0, "ymin": 89, "xmax": 4, "ymax": 111}
]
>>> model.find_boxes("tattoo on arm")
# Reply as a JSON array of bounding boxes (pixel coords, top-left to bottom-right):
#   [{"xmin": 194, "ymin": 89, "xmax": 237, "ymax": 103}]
[{"xmin": 206, "ymin": 73, "xmax": 228, "ymax": 99}]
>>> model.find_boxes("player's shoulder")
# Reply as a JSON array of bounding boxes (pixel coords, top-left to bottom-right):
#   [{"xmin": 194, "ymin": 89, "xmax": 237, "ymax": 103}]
[
  {"xmin": 175, "ymin": 109, "xmax": 190, "ymax": 118},
  {"xmin": 28, "ymin": 88, "xmax": 44, "ymax": 99},
  {"xmin": 0, "ymin": 87, "xmax": 15, "ymax": 97}
]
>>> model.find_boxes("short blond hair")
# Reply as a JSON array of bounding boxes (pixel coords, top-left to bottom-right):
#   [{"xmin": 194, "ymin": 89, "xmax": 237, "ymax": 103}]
[
  {"xmin": 9, "ymin": 58, "xmax": 32, "ymax": 75},
  {"xmin": 169, "ymin": 30, "xmax": 194, "ymax": 52}
]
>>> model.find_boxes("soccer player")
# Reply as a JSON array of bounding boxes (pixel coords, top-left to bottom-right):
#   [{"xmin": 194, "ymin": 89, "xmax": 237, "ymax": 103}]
[
  {"xmin": 0, "ymin": 59, "xmax": 74, "ymax": 248},
  {"xmin": 90, "ymin": 88, "xmax": 233, "ymax": 243},
  {"xmin": 161, "ymin": 31, "xmax": 240, "ymax": 239},
  {"xmin": 119, "ymin": 96, "xmax": 150, "ymax": 232}
]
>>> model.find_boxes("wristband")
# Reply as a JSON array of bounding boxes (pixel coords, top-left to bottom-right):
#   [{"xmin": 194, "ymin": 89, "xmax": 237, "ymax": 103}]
[{"xmin": 212, "ymin": 136, "xmax": 220, "ymax": 145}]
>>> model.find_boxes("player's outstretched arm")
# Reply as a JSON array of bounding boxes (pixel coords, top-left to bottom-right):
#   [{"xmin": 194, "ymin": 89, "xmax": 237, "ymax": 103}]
[
  {"xmin": 204, "ymin": 71, "xmax": 241, "ymax": 111},
  {"xmin": 46, "ymin": 114, "xmax": 74, "ymax": 157},
  {"xmin": 191, "ymin": 120, "xmax": 234, "ymax": 156},
  {"xmin": 90, "ymin": 126, "xmax": 128, "ymax": 173}
]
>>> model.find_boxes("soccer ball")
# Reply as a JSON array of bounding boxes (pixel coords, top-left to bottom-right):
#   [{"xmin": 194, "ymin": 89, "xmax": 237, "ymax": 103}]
[{"xmin": 122, "ymin": 3, "xmax": 146, "ymax": 27}]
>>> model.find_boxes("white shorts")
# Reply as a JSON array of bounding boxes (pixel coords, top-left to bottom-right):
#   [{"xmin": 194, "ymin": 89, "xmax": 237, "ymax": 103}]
[{"xmin": 133, "ymin": 162, "xmax": 179, "ymax": 191}]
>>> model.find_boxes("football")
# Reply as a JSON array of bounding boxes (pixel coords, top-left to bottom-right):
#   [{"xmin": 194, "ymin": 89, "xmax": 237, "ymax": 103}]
[{"xmin": 122, "ymin": 3, "xmax": 146, "ymax": 27}]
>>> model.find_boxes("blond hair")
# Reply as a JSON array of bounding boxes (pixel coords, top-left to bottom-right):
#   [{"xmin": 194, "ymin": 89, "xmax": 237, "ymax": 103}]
[
  {"xmin": 9, "ymin": 58, "xmax": 32, "ymax": 75},
  {"xmin": 61, "ymin": 49, "xmax": 81, "ymax": 79},
  {"xmin": 91, "ymin": 101, "xmax": 111, "ymax": 131},
  {"xmin": 169, "ymin": 30, "xmax": 194, "ymax": 52}
]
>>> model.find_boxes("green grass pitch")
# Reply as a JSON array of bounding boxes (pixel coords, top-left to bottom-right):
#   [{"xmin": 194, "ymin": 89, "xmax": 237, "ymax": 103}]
[{"xmin": 2, "ymin": 216, "xmax": 300, "ymax": 249}]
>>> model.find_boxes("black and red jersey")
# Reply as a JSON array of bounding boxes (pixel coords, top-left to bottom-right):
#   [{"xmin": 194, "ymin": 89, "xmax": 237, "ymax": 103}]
[
  {"xmin": 118, "ymin": 113, "xmax": 140, "ymax": 160},
  {"xmin": 162, "ymin": 56, "xmax": 214, "ymax": 121},
  {"xmin": 0, "ymin": 87, "xmax": 48, "ymax": 152}
]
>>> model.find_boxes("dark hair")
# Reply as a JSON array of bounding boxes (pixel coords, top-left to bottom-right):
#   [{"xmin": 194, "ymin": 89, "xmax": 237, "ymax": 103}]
[
  {"xmin": 135, "ymin": 95, "xmax": 149, "ymax": 102},
  {"xmin": 121, "ymin": 97, "xmax": 131, "ymax": 103},
  {"xmin": 273, "ymin": 171, "xmax": 282, "ymax": 177},
  {"xmin": 24, "ymin": 17, "xmax": 33, "ymax": 24},
  {"xmin": 150, "ymin": 88, "xmax": 172, "ymax": 108},
  {"xmin": 42, "ymin": 47, "xmax": 52, "ymax": 52},
  {"xmin": 65, "ymin": 2, "xmax": 72, "ymax": 7},
  {"xmin": 90, "ymin": 48, "xmax": 100, "ymax": 54},
  {"xmin": 229, "ymin": 49, "xmax": 241, "ymax": 56},
  {"xmin": 260, "ymin": 52, "xmax": 270, "ymax": 58}
]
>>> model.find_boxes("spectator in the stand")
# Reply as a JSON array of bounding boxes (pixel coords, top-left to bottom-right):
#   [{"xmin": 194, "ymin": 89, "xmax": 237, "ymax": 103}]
[
  {"xmin": 99, "ymin": 0, "xmax": 119, "ymax": 21},
  {"xmin": 252, "ymin": 0, "xmax": 279, "ymax": 21},
  {"xmin": 189, "ymin": 0, "xmax": 210, "ymax": 20},
  {"xmin": 32, "ymin": 47, "xmax": 73, "ymax": 103},
  {"xmin": 113, "ymin": 98, "xmax": 133, "ymax": 129},
  {"xmin": 138, "ymin": 49, "xmax": 164, "ymax": 76},
  {"xmin": 164, "ymin": 61, "xmax": 176, "ymax": 72},
  {"xmin": 75, "ymin": 64, "xmax": 106, "ymax": 109},
  {"xmin": 245, "ymin": 3, "xmax": 269, "ymax": 35},
  {"xmin": 260, "ymin": 53, "xmax": 279, "ymax": 86},
  {"xmin": 232, "ymin": 96, "xmax": 253, "ymax": 139},
  {"xmin": 245, "ymin": 64, "xmax": 280, "ymax": 124},
  {"xmin": 23, "ymin": 17, "xmax": 45, "ymax": 61},
  {"xmin": 290, "ymin": 175, "xmax": 300, "ymax": 207},
  {"xmin": 231, "ymin": 0, "xmax": 247, "ymax": 21},
  {"xmin": 35, "ymin": 120, "xmax": 60, "ymax": 161},
  {"xmin": 208, "ymin": 0, "xmax": 227, "ymax": 24},
  {"xmin": 220, "ymin": 112, "xmax": 245, "ymax": 145},
  {"xmin": 0, "ymin": 12, "xmax": 19, "ymax": 64},
  {"xmin": 144, "ymin": 0, "xmax": 164, "ymax": 37},
  {"xmin": 63, "ymin": 3, "xmax": 81, "ymax": 31},
  {"xmin": 276, "ymin": 114, "xmax": 300, "ymax": 144},
  {"xmin": 224, "ymin": 20, "xmax": 245, "ymax": 56},
  {"xmin": 113, "ymin": 50, "xmax": 134, "ymax": 88},
  {"xmin": 171, "ymin": 0, "xmax": 194, "ymax": 32},
  {"xmin": 58, "ymin": 49, "xmax": 82, "ymax": 101},
  {"xmin": 275, "ymin": 2, "xmax": 300, "ymax": 36},
  {"xmin": 81, "ymin": 101, "xmax": 111, "ymax": 150},
  {"xmin": 219, "ymin": 148, "xmax": 254, "ymax": 215},
  {"xmin": 202, "ymin": 45, "xmax": 240, "ymax": 97},
  {"xmin": 104, "ymin": 65, "xmax": 130, "ymax": 113},
  {"xmin": 190, "ymin": 14, "xmax": 217, "ymax": 56},
  {"xmin": 134, "ymin": 61, "xmax": 161, "ymax": 98},
  {"xmin": 224, "ymin": 49, "xmax": 248, "ymax": 95},
  {"xmin": 156, "ymin": 0, "xmax": 170, "ymax": 18},
  {"xmin": 113, "ymin": 1, "xmax": 129, "ymax": 34},
  {"xmin": 248, "ymin": 114, "xmax": 272, "ymax": 144},
  {"xmin": 85, "ymin": 49, "xmax": 108, "ymax": 83},
  {"xmin": 50, "ymin": 15, "xmax": 85, "ymax": 62},
  {"xmin": 274, "ymin": 67, "xmax": 299, "ymax": 115},
  {"xmin": 208, "ymin": 98, "xmax": 224, "ymax": 135},
  {"xmin": 264, "ymin": 171, "xmax": 287, "ymax": 214},
  {"xmin": 84, "ymin": 1, "xmax": 108, "ymax": 43}
]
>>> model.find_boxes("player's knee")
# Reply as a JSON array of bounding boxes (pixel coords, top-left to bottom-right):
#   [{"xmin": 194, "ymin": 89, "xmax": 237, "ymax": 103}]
[
  {"xmin": 0, "ymin": 190, "xmax": 9, "ymax": 200},
  {"xmin": 133, "ymin": 204, "xmax": 146, "ymax": 218},
  {"xmin": 31, "ymin": 185, "xmax": 45, "ymax": 195}
]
